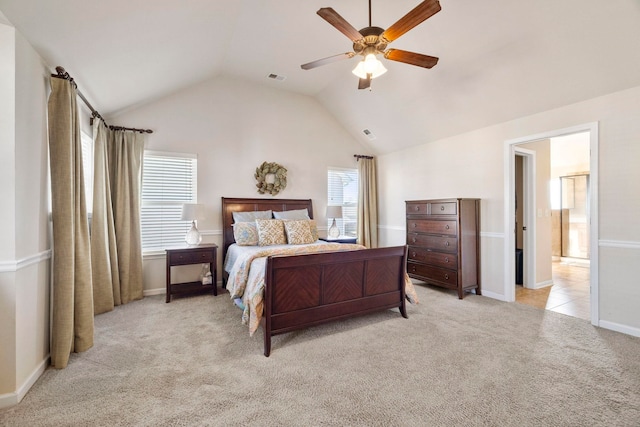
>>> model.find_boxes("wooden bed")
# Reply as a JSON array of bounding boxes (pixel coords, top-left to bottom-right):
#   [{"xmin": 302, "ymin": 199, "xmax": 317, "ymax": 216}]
[{"xmin": 221, "ymin": 197, "xmax": 409, "ymax": 356}]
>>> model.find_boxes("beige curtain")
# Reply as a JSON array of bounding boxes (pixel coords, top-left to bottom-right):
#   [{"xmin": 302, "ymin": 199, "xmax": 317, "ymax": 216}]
[
  {"xmin": 48, "ymin": 77, "xmax": 94, "ymax": 369},
  {"xmin": 357, "ymin": 157, "xmax": 378, "ymax": 248},
  {"xmin": 91, "ymin": 119, "xmax": 145, "ymax": 314}
]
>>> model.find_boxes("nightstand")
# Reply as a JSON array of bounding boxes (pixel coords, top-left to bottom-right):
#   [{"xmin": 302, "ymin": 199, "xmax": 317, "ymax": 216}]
[
  {"xmin": 165, "ymin": 244, "xmax": 217, "ymax": 303},
  {"xmin": 320, "ymin": 236, "xmax": 358, "ymax": 244}
]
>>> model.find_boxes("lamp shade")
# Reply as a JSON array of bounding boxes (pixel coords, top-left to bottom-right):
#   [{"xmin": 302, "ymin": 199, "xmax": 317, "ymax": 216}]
[
  {"xmin": 326, "ymin": 205, "xmax": 343, "ymax": 219},
  {"xmin": 181, "ymin": 203, "xmax": 205, "ymax": 221}
]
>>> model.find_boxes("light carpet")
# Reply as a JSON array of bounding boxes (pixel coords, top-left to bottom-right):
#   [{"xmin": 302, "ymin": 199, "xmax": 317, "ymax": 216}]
[{"xmin": 2, "ymin": 285, "xmax": 639, "ymax": 426}]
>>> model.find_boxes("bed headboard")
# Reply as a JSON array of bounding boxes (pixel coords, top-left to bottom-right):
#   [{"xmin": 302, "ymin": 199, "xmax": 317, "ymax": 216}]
[{"xmin": 221, "ymin": 197, "xmax": 314, "ymax": 262}]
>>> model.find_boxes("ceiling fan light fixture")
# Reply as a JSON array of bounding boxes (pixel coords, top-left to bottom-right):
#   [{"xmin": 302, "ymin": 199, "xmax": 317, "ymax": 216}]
[{"xmin": 352, "ymin": 53, "xmax": 387, "ymax": 79}]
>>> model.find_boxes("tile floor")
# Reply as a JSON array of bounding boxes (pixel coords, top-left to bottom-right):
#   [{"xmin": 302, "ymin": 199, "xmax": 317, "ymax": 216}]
[{"xmin": 515, "ymin": 259, "xmax": 590, "ymax": 320}]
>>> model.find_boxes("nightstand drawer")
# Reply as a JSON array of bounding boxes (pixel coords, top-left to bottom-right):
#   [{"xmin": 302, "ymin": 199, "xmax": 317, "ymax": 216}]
[{"xmin": 169, "ymin": 250, "xmax": 213, "ymax": 265}]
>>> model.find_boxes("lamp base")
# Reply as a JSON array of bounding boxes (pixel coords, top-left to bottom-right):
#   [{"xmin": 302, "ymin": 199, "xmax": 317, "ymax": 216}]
[
  {"xmin": 328, "ymin": 218, "xmax": 340, "ymax": 238},
  {"xmin": 185, "ymin": 221, "xmax": 202, "ymax": 245}
]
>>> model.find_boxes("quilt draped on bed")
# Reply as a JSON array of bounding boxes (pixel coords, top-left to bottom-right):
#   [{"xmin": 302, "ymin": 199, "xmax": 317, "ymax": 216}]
[{"xmin": 226, "ymin": 243, "xmax": 419, "ymax": 335}]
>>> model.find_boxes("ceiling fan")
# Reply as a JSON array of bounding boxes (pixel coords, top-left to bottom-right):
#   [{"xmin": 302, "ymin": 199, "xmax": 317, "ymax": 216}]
[{"xmin": 301, "ymin": 0, "xmax": 441, "ymax": 90}]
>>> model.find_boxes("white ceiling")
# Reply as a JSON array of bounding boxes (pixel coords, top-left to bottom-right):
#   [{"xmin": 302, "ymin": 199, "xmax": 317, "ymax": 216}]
[{"xmin": 2, "ymin": 0, "xmax": 640, "ymax": 154}]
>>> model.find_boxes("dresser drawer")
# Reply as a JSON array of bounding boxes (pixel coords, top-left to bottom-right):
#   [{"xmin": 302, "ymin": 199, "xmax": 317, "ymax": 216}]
[
  {"xmin": 407, "ymin": 262, "xmax": 458, "ymax": 287},
  {"xmin": 408, "ymin": 247, "xmax": 458, "ymax": 270},
  {"xmin": 407, "ymin": 219, "xmax": 457, "ymax": 236},
  {"xmin": 407, "ymin": 233, "xmax": 458, "ymax": 252},
  {"xmin": 169, "ymin": 250, "xmax": 214, "ymax": 265},
  {"xmin": 406, "ymin": 202, "xmax": 429, "ymax": 215},
  {"xmin": 430, "ymin": 202, "xmax": 457, "ymax": 215}
]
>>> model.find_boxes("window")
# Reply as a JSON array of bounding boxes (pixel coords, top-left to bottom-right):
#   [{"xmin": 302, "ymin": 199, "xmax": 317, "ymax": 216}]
[
  {"xmin": 327, "ymin": 167, "xmax": 358, "ymax": 237},
  {"xmin": 80, "ymin": 131, "xmax": 93, "ymax": 214},
  {"xmin": 141, "ymin": 151, "xmax": 197, "ymax": 251}
]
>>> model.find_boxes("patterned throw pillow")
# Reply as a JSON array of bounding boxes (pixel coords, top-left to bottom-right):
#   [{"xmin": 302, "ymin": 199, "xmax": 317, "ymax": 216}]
[
  {"xmin": 255, "ymin": 219, "xmax": 287, "ymax": 246},
  {"xmin": 233, "ymin": 222, "xmax": 259, "ymax": 246},
  {"xmin": 308, "ymin": 219, "xmax": 319, "ymax": 241},
  {"xmin": 283, "ymin": 220, "xmax": 315, "ymax": 245}
]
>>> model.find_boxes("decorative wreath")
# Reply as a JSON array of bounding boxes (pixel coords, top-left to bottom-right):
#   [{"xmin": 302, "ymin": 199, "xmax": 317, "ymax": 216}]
[{"xmin": 254, "ymin": 161, "xmax": 287, "ymax": 196}]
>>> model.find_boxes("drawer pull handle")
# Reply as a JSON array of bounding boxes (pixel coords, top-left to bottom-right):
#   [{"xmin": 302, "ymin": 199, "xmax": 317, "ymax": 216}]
[
  {"xmin": 445, "ymin": 241, "xmax": 450, "ymax": 246},
  {"xmin": 411, "ymin": 252, "xmax": 416, "ymax": 257},
  {"xmin": 445, "ymin": 224, "xmax": 450, "ymax": 230},
  {"xmin": 445, "ymin": 257, "xmax": 449, "ymax": 263},
  {"xmin": 444, "ymin": 274, "xmax": 449, "ymax": 280},
  {"xmin": 412, "ymin": 238, "xmax": 416, "ymax": 243},
  {"xmin": 411, "ymin": 266, "xmax": 416, "ymax": 272},
  {"xmin": 440, "ymin": 206, "xmax": 445, "ymax": 211},
  {"xmin": 415, "ymin": 206, "xmax": 420, "ymax": 211},
  {"xmin": 412, "ymin": 223, "xmax": 417, "ymax": 228}
]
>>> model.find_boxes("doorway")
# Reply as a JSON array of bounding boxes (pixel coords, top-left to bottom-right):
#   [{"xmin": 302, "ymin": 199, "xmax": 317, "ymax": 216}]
[{"xmin": 504, "ymin": 123, "xmax": 599, "ymax": 325}]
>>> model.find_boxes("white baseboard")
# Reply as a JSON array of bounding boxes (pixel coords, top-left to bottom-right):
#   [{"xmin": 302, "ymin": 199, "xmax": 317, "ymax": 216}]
[
  {"xmin": 143, "ymin": 287, "xmax": 165, "ymax": 296},
  {"xmin": 598, "ymin": 320, "xmax": 640, "ymax": 338},
  {"xmin": 0, "ymin": 355, "xmax": 49, "ymax": 409},
  {"xmin": 479, "ymin": 289, "xmax": 508, "ymax": 301},
  {"xmin": 533, "ymin": 279, "xmax": 553, "ymax": 289}
]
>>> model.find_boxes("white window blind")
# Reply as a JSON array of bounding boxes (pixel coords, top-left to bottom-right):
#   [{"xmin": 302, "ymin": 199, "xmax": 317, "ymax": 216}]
[
  {"xmin": 327, "ymin": 167, "xmax": 358, "ymax": 237},
  {"xmin": 141, "ymin": 151, "xmax": 197, "ymax": 251}
]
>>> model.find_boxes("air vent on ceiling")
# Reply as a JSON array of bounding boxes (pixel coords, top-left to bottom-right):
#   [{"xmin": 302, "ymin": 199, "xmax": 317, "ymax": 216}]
[
  {"xmin": 362, "ymin": 129, "xmax": 376, "ymax": 140},
  {"xmin": 267, "ymin": 73, "xmax": 286, "ymax": 81}
]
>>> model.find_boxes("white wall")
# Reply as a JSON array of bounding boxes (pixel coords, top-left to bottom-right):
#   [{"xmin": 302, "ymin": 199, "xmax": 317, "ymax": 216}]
[
  {"xmin": 378, "ymin": 85, "xmax": 640, "ymax": 335},
  {"xmin": 0, "ymin": 23, "xmax": 51, "ymax": 407},
  {"xmin": 110, "ymin": 75, "xmax": 370, "ymax": 293}
]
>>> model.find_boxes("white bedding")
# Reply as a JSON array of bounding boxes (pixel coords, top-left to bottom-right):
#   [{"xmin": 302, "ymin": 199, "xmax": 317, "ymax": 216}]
[{"xmin": 223, "ymin": 241, "xmax": 325, "ymax": 275}]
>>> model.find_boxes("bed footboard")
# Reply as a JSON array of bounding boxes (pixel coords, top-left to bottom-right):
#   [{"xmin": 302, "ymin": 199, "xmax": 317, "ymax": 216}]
[{"xmin": 262, "ymin": 245, "xmax": 408, "ymax": 356}]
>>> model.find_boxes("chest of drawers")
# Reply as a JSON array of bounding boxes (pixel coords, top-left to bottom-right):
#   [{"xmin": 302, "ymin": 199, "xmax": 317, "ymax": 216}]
[{"xmin": 406, "ymin": 198, "xmax": 481, "ymax": 299}]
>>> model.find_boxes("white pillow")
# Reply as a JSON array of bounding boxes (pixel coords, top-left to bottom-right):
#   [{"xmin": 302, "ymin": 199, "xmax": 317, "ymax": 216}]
[
  {"xmin": 232, "ymin": 210, "xmax": 272, "ymax": 223},
  {"xmin": 273, "ymin": 209, "xmax": 310, "ymax": 220}
]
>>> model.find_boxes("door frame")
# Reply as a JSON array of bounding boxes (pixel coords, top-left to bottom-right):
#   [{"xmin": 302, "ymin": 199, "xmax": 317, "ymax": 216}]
[
  {"xmin": 503, "ymin": 122, "xmax": 599, "ymax": 325},
  {"xmin": 514, "ymin": 147, "xmax": 536, "ymax": 290}
]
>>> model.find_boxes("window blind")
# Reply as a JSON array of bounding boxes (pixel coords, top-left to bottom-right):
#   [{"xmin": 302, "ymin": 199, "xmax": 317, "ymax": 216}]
[
  {"xmin": 141, "ymin": 151, "xmax": 197, "ymax": 251},
  {"xmin": 327, "ymin": 167, "xmax": 358, "ymax": 237}
]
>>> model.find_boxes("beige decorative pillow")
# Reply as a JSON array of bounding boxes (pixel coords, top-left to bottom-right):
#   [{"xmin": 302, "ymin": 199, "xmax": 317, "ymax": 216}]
[
  {"xmin": 255, "ymin": 219, "xmax": 287, "ymax": 246},
  {"xmin": 233, "ymin": 222, "xmax": 259, "ymax": 246},
  {"xmin": 283, "ymin": 220, "xmax": 315, "ymax": 245},
  {"xmin": 308, "ymin": 219, "xmax": 319, "ymax": 241}
]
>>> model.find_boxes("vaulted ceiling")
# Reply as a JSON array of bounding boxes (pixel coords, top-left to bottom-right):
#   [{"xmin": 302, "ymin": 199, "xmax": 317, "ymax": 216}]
[{"xmin": 2, "ymin": 0, "xmax": 640, "ymax": 154}]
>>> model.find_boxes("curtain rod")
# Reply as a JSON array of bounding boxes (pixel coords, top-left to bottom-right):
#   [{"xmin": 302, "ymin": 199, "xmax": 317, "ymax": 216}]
[
  {"xmin": 354, "ymin": 154, "xmax": 374, "ymax": 160},
  {"xmin": 51, "ymin": 66, "xmax": 153, "ymax": 134}
]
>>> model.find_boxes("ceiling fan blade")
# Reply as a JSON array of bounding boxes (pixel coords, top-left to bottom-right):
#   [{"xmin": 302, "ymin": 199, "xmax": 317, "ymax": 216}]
[
  {"xmin": 381, "ymin": 0, "xmax": 441, "ymax": 43},
  {"xmin": 301, "ymin": 52, "xmax": 355, "ymax": 70},
  {"xmin": 384, "ymin": 49, "xmax": 439, "ymax": 68},
  {"xmin": 317, "ymin": 8, "xmax": 363, "ymax": 42},
  {"xmin": 358, "ymin": 75, "xmax": 371, "ymax": 90}
]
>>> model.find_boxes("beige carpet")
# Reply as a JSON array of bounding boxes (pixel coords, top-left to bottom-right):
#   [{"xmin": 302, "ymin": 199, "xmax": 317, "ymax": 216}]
[{"xmin": 2, "ymin": 285, "xmax": 639, "ymax": 426}]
